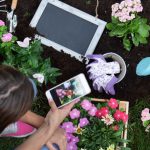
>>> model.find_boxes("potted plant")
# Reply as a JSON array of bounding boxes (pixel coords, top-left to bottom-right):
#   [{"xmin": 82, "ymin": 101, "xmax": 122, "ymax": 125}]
[{"xmin": 61, "ymin": 98, "xmax": 130, "ymax": 150}]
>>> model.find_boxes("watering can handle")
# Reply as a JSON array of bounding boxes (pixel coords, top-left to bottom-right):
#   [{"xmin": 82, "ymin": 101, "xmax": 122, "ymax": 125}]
[{"xmin": 11, "ymin": 0, "xmax": 18, "ymax": 10}]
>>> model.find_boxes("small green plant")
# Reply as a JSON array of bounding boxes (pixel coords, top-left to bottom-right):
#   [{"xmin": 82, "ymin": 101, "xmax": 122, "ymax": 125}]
[
  {"xmin": 0, "ymin": 20, "xmax": 61, "ymax": 84},
  {"xmin": 106, "ymin": 0, "xmax": 150, "ymax": 51}
]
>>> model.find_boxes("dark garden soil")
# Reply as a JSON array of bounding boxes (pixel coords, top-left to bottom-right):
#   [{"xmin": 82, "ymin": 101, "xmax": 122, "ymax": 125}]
[{"xmin": 1, "ymin": 0, "xmax": 150, "ymax": 106}]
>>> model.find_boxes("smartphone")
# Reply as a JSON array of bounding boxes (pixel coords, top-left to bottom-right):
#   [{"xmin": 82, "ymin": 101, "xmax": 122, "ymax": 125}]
[{"xmin": 45, "ymin": 73, "xmax": 91, "ymax": 108}]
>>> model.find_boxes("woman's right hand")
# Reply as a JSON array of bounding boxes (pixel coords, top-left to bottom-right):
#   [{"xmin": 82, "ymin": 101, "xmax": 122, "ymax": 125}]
[{"xmin": 45, "ymin": 100, "xmax": 75, "ymax": 131}]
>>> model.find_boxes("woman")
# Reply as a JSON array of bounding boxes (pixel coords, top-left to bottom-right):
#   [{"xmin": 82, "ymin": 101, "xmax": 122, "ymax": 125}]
[{"xmin": 0, "ymin": 65, "xmax": 74, "ymax": 150}]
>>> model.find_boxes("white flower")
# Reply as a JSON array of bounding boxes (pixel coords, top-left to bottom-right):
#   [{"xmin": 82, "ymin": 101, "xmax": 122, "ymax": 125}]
[
  {"xmin": 33, "ymin": 73, "xmax": 44, "ymax": 83},
  {"xmin": 17, "ymin": 37, "xmax": 31, "ymax": 48},
  {"xmin": 99, "ymin": 148, "xmax": 105, "ymax": 150},
  {"xmin": 107, "ymin": 144, "xmax": 115, "ymax": 150},
  {"xmin": 101, "ymin": 114, "xmax": 114, "ymax": 125}
]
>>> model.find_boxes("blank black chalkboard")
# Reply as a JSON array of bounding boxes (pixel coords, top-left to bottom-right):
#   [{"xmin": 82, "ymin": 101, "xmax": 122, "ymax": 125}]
[{"xmin": 36, "ymin": 3, "xmax": 98, "ymax": 55}]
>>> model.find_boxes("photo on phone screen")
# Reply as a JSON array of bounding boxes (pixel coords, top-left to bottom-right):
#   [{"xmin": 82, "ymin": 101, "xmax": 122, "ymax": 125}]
[{"xmin": 46, "ymin": 74, "xmax": 91, "ymax": 107}]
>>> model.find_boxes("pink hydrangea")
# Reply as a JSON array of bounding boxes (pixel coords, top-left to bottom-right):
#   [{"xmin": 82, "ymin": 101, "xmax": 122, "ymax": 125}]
[
  {"xmin": 111, "ymin": 0, "xmax": 143, "ymax": 22},
  {"xmin": 69, "ymin": 109, "xmax": 80, "ymax": 119},
  {"xmin": 81, "ymin": 99, "xmax": 92, "ymax": 111},
  {"xmin": 141, "ymin": 108, "xmax": 150, "ymax": 122},
  {"xmin": 88, "ymin": 105, "xmax": 97, "ymax": 116},
  {"xmin": 108, "ymin": 98, "xmax": 119, "ymax": 109},
  {"xmin": 1, "ymin": 33, "xmax": 13, "ymax": 42},
  {"xmin": 61, "ymin": 122, "xmax": 75, "ymax": 133},
  {"xmin": 79, "ymin": 118, "xmax": 89, "ymax": 127},
  {"xmin": 0, "ymin": 20, "xmax": 5, "ymax": 26}
]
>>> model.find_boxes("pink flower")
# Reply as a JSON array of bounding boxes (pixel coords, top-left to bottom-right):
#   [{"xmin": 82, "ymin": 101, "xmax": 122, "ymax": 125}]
[
  {"xmin": 96, "ymin": 107, "xmax": 109, "ymax": 118},
  {"xmin": 81, "ymin": 99, "xmax": 92, "ymax": 111},
  {"xmin": 0, "ymin": 20, "xmax": 5, "ymax": 26},
  {"xmin": 112, "ymin": 3, "xmax": 119, "ymax": 13},
  {"xmin": 141, "ymin": 108, "xmax": 150, "ymax": 122},
  {"xmin": 70, "ymin": 136, "xmax": 79, "ymax": 144},
  {"xmin": 108, "ymin": 98, "xmax": 119, "ymax": 109},
  {"xmin": 113, "ymin": 110, "xmax": 123, "ymax": 121},
  {"xmin": 1, "ymin": 33, "xmax": 13, "ymax": 42},
  {"xmin": 62, "ymin": 122, "xmax": 75, "ymax": 133},
  {"xmin": 66, "ymin": 133, "xmax": 74, "ymax": 142},
  {"xmin": 79, "ymin": 118, "xmax": 89, "ymax": 127},
  {"xmin": 125, "ymin": 0, "xmax": 133, "ymax": 7},
  {"xmin": 69, "ymin": 109, "xmax": 80, "ymax": 119},
  {"xmin": 121, "ymin": 112, "xmax": 128, "ymax": 123},
  {"xmin": 112, "ymin": 125, "xmax": 119, "ymax": 131},
  {"xmin": 67, "ymin": 142, "xmax": 77, "ymax": 150},
  {"xmin": 88, "ymin": 105, "xmax": 97, "ymax": 116}
]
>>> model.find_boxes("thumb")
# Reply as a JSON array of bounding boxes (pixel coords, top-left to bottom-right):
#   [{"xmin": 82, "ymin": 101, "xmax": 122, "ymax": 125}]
[
  {"xmin": 48, "ymin": 99, "xmax": 57, "ymax": 112},
  {"xmin": 46, "ymin": 141, "xmax": 56, "ymax": 150}
]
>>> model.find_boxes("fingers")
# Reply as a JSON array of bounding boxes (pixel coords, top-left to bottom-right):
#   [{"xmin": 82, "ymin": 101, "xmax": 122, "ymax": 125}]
[
  {"xmin": 48, "ymin": 100, "xmax": 57, "ymax": 112},
  {"xmin": 46, "ymin": 142, "xmax": 56, "ymax": 150},
  {"xmin": 62, "ymin": 100, "xmax": 76, "ymax": 112}
]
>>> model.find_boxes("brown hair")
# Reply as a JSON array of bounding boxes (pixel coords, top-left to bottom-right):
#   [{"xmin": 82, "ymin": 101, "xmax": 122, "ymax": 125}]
[{"xmin": 0, "ymin": 65, "xmax": 34, "ymax": 133}]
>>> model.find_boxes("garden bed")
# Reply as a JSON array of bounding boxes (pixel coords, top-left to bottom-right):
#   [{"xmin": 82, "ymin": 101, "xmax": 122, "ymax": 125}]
[{"xmin": 1, "ymin": 0, "xmax": 150, "ymax": 106}]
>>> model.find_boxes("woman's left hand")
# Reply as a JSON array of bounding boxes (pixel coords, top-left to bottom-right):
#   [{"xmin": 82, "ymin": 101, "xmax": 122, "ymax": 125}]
[{"xmin": 46, "ymin": 127, "xmax": 67, "ymax": 150}]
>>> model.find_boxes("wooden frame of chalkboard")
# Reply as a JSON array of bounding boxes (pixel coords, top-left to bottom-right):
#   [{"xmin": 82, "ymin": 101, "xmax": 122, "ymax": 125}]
[{"xmin": 30, "ymin": 0, "xmax": 106, "ymax": 62}]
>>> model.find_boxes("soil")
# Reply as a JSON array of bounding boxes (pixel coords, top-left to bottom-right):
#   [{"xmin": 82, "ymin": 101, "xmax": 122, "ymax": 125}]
[{"xmin": 1, "ymin": 0, "xmax": 150, "ymax": 106}]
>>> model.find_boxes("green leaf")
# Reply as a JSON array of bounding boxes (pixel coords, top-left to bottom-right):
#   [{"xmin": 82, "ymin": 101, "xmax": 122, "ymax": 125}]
[
  {"xmin": 123, "ymin": 36, "xmax": 132, "ymax": 51},
  {"xmin": 138, "ymin": 24, "xmax": 150, "ymax": 37},
  {"xmin": 121, "ymin": 147, "xmax": 131, "ymax": 150},
  {"xmin": 143, "ymin": 120, "xmax": 150, "ymax": 127},
  {"xmin": 131, "ymin": 33, "xmax": 139, "ymax": 46},
  {"xmin": 106, "ymin": 23, "xmax": 115, "ymax": 30}
]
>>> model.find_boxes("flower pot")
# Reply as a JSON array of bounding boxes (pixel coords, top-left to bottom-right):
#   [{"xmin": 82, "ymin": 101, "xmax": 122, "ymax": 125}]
[
  {"xmin": 92, "ymin": 98, "xmax": 129, "ymax": 149},
  {"xmin": 103, "ymin": 52, "xmax": 126, "ymax": 83}
]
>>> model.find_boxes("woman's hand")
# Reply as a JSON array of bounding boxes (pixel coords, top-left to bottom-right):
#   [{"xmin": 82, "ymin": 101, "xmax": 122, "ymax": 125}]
[
  {"xmin": 46, "ymin": 128, "xmax": 67, "ymax": 150},
  {"xmin": 45, "ymin": 100, "xmax": 75, "ymax": 131}
]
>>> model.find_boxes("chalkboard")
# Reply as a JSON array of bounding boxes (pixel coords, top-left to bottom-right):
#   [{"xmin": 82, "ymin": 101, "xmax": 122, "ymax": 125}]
[{"xmin": 36, "ymin": 3, "xmax": 98, "ymax": 55}]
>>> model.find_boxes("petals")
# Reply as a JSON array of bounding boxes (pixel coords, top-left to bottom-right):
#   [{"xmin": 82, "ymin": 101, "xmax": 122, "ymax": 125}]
[
  {"xmin": 33, "ymin": 73, "xmax": 44, "ymax": 83},
  {"xmin": 17, "ymin": 37, "xmax": 31, "ymax": 48},
  {"xmin": 1, "ymin": 33, "xmax": 13, "ymax": 42}
]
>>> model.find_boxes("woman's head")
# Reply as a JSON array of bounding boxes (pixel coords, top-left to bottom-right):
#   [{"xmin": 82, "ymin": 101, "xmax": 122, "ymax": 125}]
[{"xmin": 0, "ymin": 65, "xmax": 34, "ymax": 133}]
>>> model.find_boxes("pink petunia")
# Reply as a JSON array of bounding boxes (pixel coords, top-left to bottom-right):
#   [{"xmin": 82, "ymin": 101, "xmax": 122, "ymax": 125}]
[
  {"xmin": 1, "ymin": 33, "xmax": 13, "ymax": 42},
  {"xmin": 0, "ymin": 20, "xmax": 5, "ymax": 26},
  {"xmin": 67, "ymin": 142, "xmax": 77, "ymax": 150},
  {"xmin": 141, "ymin": 108, "xmax": 150, "ymax": 122},
  {"xmin": 79, "ymin": 118, "xmax": 89, "ymax": 127},
  {"xmin": 108, "ymin": 98, "xmax": 119, "ymax": 109},
  {"xmin": 121, "ymin": 112, "xmax": 128, "ymax": 123},
  {"xmin": 61, "ymin": 122, "xmax": 75, "ymax": 133},
  {"xmin": 96, "ymin": 107, "xmax": 109, "ymax": 118},
  {"xmin": 70, "ymin": 135, "xmax": 79, "ymax": 144},
  {"xmin": 113, "ymin": 110, "xmax": 123, "ymax": 121},
  {"xmin": 81, "ymin": 99, "xmax": 92, "ymax": 111},
  {"xmin": 69, "ymin": 109, "xmax": 80, "ymax": 119},
  {"xmin": 88, "ymin": 105, "xmax": 97, "ymax": 116}
]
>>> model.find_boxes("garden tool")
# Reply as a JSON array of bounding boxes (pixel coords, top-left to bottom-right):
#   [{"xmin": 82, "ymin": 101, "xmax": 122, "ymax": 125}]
[
  {"xmin": 7, "ymin": 0, "xmax": 18, "ymax": 32},
  {"xmin": 0, "ymin": 0, "xmax": 6, "ymax": 13}
]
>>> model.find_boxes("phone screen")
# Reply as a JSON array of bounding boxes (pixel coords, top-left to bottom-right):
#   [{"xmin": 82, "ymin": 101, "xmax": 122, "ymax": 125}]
[{"xmin": 49, "ymin": 77, "xmax": 85, "ymax": 107}]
